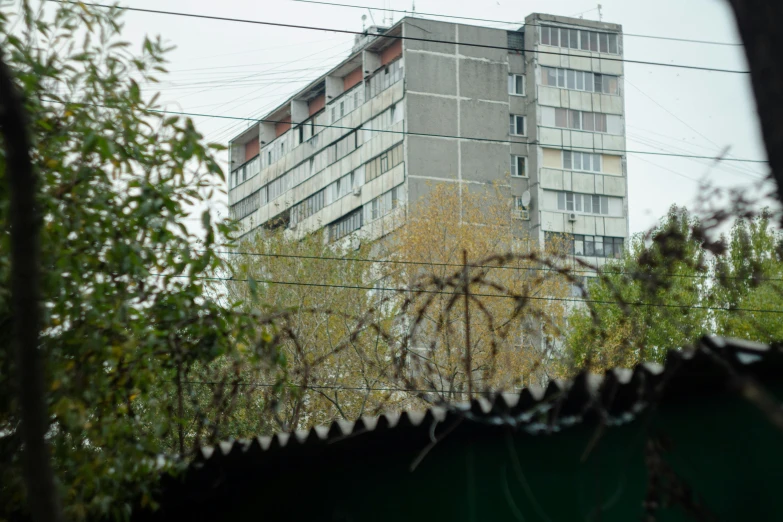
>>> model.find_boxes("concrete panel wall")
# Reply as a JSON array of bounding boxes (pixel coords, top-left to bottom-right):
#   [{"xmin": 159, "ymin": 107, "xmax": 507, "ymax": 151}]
[
  {"xmin": 460, "ymin": 141, "xmax": 510, "ymax": 183},
  {"xmin": 405, "ymin": 52, "xmax": 457, "ymax": 96},
  {"xmin": 603, "ymin": 175, "xmax": 626, "ymax": 196},
  {"xmin": 457, "ymin": 24, "xmax": 508, "ymax": 61},
  {"xmin": 407, "ymin": 136, "xmax": 458, "ymax": 180},
  {"xmin": 508, "ymin": 54, "xmax": 525, "ymax": 74},
  {"xmin": 541, "ymin": 210, "xmax": 565, "ymax": 232},
  {"xmin": 406, "ymin": 93, "xmax": 457, "ymax": 136},
  {"xmin": 604, "ymin": 217, "xmax": 626, "ymax": 236},
  {"xmin": 403, "ymin": 19, "xmax": 456, "ymax": 54},
  {"xmin": 459, "ymin": 59, "xmax": 508, "ymax": 101},
  {"xmin": 571, "ymin": 172, "xmax": 595, "ymax": 193},
  {"xmin": 460, "ymin": 99, "xmax": 508, "ymax": 140}
]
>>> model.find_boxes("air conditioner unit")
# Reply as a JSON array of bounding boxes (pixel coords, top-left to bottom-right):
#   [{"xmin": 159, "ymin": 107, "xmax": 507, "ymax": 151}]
[
  {"xmin": 511, "ymin": 209, "xmax": 530, "ymax": 220},
  {"xmin": 568, "ymin": 213, "xmax": 578, "ymax": 222},
  {"xmin": 353, "ymin": 187, "xmax": 362, "ymax": 196}
]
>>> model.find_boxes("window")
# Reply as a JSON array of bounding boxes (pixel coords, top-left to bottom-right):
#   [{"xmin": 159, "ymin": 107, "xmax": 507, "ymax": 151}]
[
  {"xmin": 365, "ymin": 143, "xmax": 404, "ymax": 183},
  {"xmin": 546, "ymin": 233, "xmax": 624, "ymax": 259},
  {"xmin": 511, "ymin": 155, "xmax": 526, "ymax": 177},
  {"xmin": 540, "ymin": 25, "xmax": 620, "ymax": 55},
  {"xmin": 540, "ymin": 67, "xmax": 619, "ymax": 94},
  {"xmin": 290, "ymin": 189, "xmax": 325, "ymax": 227},
  {"xmin": 365, "ymin": 58, "xmax": 404, "ymax": 100},
  {"xmin": 508, "ymin": 74, "xmax": 525, "ymax": 95},
  {"xmin": 366, "ymin": 185, "xmax": 402, "ymax": 223},
  {"xmin": 555, "ymin": 191, "xmax": 622, "ymax": 216},
  {"xmin": 543, "ymin": 108, "xmax": 620, "ymax": 135},
  {"xmin": 326, "ymin": 171, "xmax": 356, "ymax": 205},
  {"xmin": 563, "ymin": 151, "xmax": 601, "ymax": 172},
  {"xmin": 329, "ymin": 208, "xmax": 363, "ymax": 241},
  {"xmin": 509, "ymin": 115, "xmax": 526, "ymax": 136},
  {"xmin": 230, "ymin": 190, "xmax": 262, "ymax": 220},
  {"xmin": 507, "ymin": 31, "xmax": 524, "ymax": 51},
  {"xmin": 267, "ymin": 171, "xmax": 292, "ymax": 202}
]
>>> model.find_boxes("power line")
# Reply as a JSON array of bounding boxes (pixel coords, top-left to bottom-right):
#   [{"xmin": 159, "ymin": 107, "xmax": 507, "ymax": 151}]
[
  {"xmin": 185, "ymin": 248, "xmax": 783, "ymax": 284},
  {"xmin": 178, "ymin": 379, "xmax": 491, "ymax": 395},
  {"xmin": 48, "ymin": 1, "xmax": 750, "ymax": 75},
  {"xmin": 44, "ymin": 99, "xmax": 768, "ymax": 164},
  {"xmin": 153, "ymin": 272, "xmax": 783, "ymax": 314},
  {"xmin": 291, "ymin": 0, "xmax": 744, "ymax": 47}
]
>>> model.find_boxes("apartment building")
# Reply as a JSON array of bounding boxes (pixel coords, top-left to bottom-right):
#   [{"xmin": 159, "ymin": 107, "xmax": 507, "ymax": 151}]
[{"xmin": 227, "ymin": 13, "xmax": 629, "ymax": 264}]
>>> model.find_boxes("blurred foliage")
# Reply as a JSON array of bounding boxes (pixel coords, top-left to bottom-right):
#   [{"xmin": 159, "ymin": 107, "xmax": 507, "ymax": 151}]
[
  {"xmin": 566, "ymin": 206, "xmax": 783, "ymax": 373},
  {"xmin": 390, "ymin": 182, "xmax": 572, "ymax": 393},
  {"xmin": 0, "ymin": 2, "xmax": 280, "ymax": 519}
]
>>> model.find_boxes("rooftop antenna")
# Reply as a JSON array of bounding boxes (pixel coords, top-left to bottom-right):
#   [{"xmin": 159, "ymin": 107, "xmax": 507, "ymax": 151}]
[
  {"xmin": 412, "ymin": 1, "xmax": 416, "ymax": 16},
  {"xmin": 598, "ymin": 4, "xmax": 603, "ymax": 21},
  {"xmin": 361, "ymin": 14, "xmax": 367, "ymax": 31},
  {"xmin": 384, "ymin": 0, "xmax": 393, "ymax": 26}
]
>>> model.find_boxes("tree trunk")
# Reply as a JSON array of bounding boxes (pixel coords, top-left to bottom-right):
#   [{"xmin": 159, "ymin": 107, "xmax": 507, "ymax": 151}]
[
  {"xmin": 726, "ymin": 0, "xmax": 783, "ymax": 203},
  {"xmin": 0, "ymin": 50, "xmax": 63, "ymax": 522}
]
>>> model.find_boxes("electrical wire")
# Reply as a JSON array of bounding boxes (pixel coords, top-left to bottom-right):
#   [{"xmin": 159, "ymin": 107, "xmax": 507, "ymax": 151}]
[
  {"xmin": 152, "ymin": 272, "xmax": 783, "ymax": 314},
  {"xmin": 46, "ymin": 1, "xmax": 750, "ymax": 74},
  {"xmin": 180, "ymin": 247, "xmax": 783, "ymax": 284},
  {"xmin": 177, "ymin": 379, "xmax": 498, "ymax": 395},
  {"xmin": 41, "ymin": 99, "xmax": 768, "ymax": 164},
  {"xmin": 291, "ymin": 0, "xmax": 744, "ymax": 47}
]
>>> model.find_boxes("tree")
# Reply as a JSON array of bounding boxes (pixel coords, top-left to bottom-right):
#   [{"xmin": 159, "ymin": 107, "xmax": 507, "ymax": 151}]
[
  {"xmin": 713, "ymin": 212, "xmax": 783, "ymax": 342},
  {"xmin": 0, "ymin": 3, "xmax": 276, "ymax": 519},
  {"xmin": 222, "ymin": 227, "xmax": 414, "ymax": 431},
  {"xmin": 389, "ymin": 182, "xmax": 572, "ymax": 394},
  {"xmin": 566, "ymin": 206, "xmax": 710, "ymax": 372}
]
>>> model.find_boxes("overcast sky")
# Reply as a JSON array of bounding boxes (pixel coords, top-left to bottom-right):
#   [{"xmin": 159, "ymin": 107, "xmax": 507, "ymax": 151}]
[{"xmin": 113, "ymin": 0, "xmax": 770, "ymax": 233}]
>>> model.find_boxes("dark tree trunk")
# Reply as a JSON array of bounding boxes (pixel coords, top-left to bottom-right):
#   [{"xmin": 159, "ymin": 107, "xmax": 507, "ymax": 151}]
[
  {"xmin": 0, "ymin": 50, "xmax": 63, "ymax": 522},
  {"xmin": 726, "ymin": 0, "xmax": 783, "ymax": 204}
]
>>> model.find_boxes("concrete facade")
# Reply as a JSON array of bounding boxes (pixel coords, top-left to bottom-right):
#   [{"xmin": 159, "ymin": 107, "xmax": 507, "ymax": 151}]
[{"xmin": 227, "ymin": 14, "xmax": 629, "ymax": 263}]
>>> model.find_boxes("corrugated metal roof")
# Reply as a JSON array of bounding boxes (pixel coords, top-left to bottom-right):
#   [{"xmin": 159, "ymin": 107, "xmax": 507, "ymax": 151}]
[{"xmin": 192, "ymin": 336, "xmax": 783, "ymax": 469}]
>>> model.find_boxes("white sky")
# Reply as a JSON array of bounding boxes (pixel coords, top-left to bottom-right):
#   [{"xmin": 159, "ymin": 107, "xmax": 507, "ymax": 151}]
[{"xmin": 113, "ymin": 0, "xmax": 770, "ymax": 234}]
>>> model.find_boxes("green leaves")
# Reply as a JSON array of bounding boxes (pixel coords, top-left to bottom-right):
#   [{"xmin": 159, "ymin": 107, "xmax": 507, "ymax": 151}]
[{"xmin": 0, "ymin": 2, "xmax": 260, "ymax": 520}]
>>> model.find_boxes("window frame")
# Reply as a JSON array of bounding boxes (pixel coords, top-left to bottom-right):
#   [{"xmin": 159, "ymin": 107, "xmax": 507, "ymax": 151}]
[
  {"xmin": 509, "ymin": 114, "xmax": 526, "ymax": 136},
  {"xmin": 510, "ymin": 155, "xmax": 527, "ymax": 177},
  {"xmin": 508, "ymin": 73, "xmax": 525, "ymax": 96}
]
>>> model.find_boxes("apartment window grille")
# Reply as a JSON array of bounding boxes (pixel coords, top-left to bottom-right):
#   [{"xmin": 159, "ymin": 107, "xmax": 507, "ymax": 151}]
[{"xmin": 507, "ymin": 31, "xmax": 525, "ymax": 51}]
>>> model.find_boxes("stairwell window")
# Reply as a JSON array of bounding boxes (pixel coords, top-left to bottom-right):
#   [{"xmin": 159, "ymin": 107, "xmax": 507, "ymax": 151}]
[
  {"xmin": 509, "ymin": 115, "xmax": 526, "ymax": 136},
  {"xmin": 510, "ymin": 155, "xmax": 527, "ymax": 177},
  {"xmin": 508, "ymin": 74, "xmax": 525, "ymax": 96}
]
